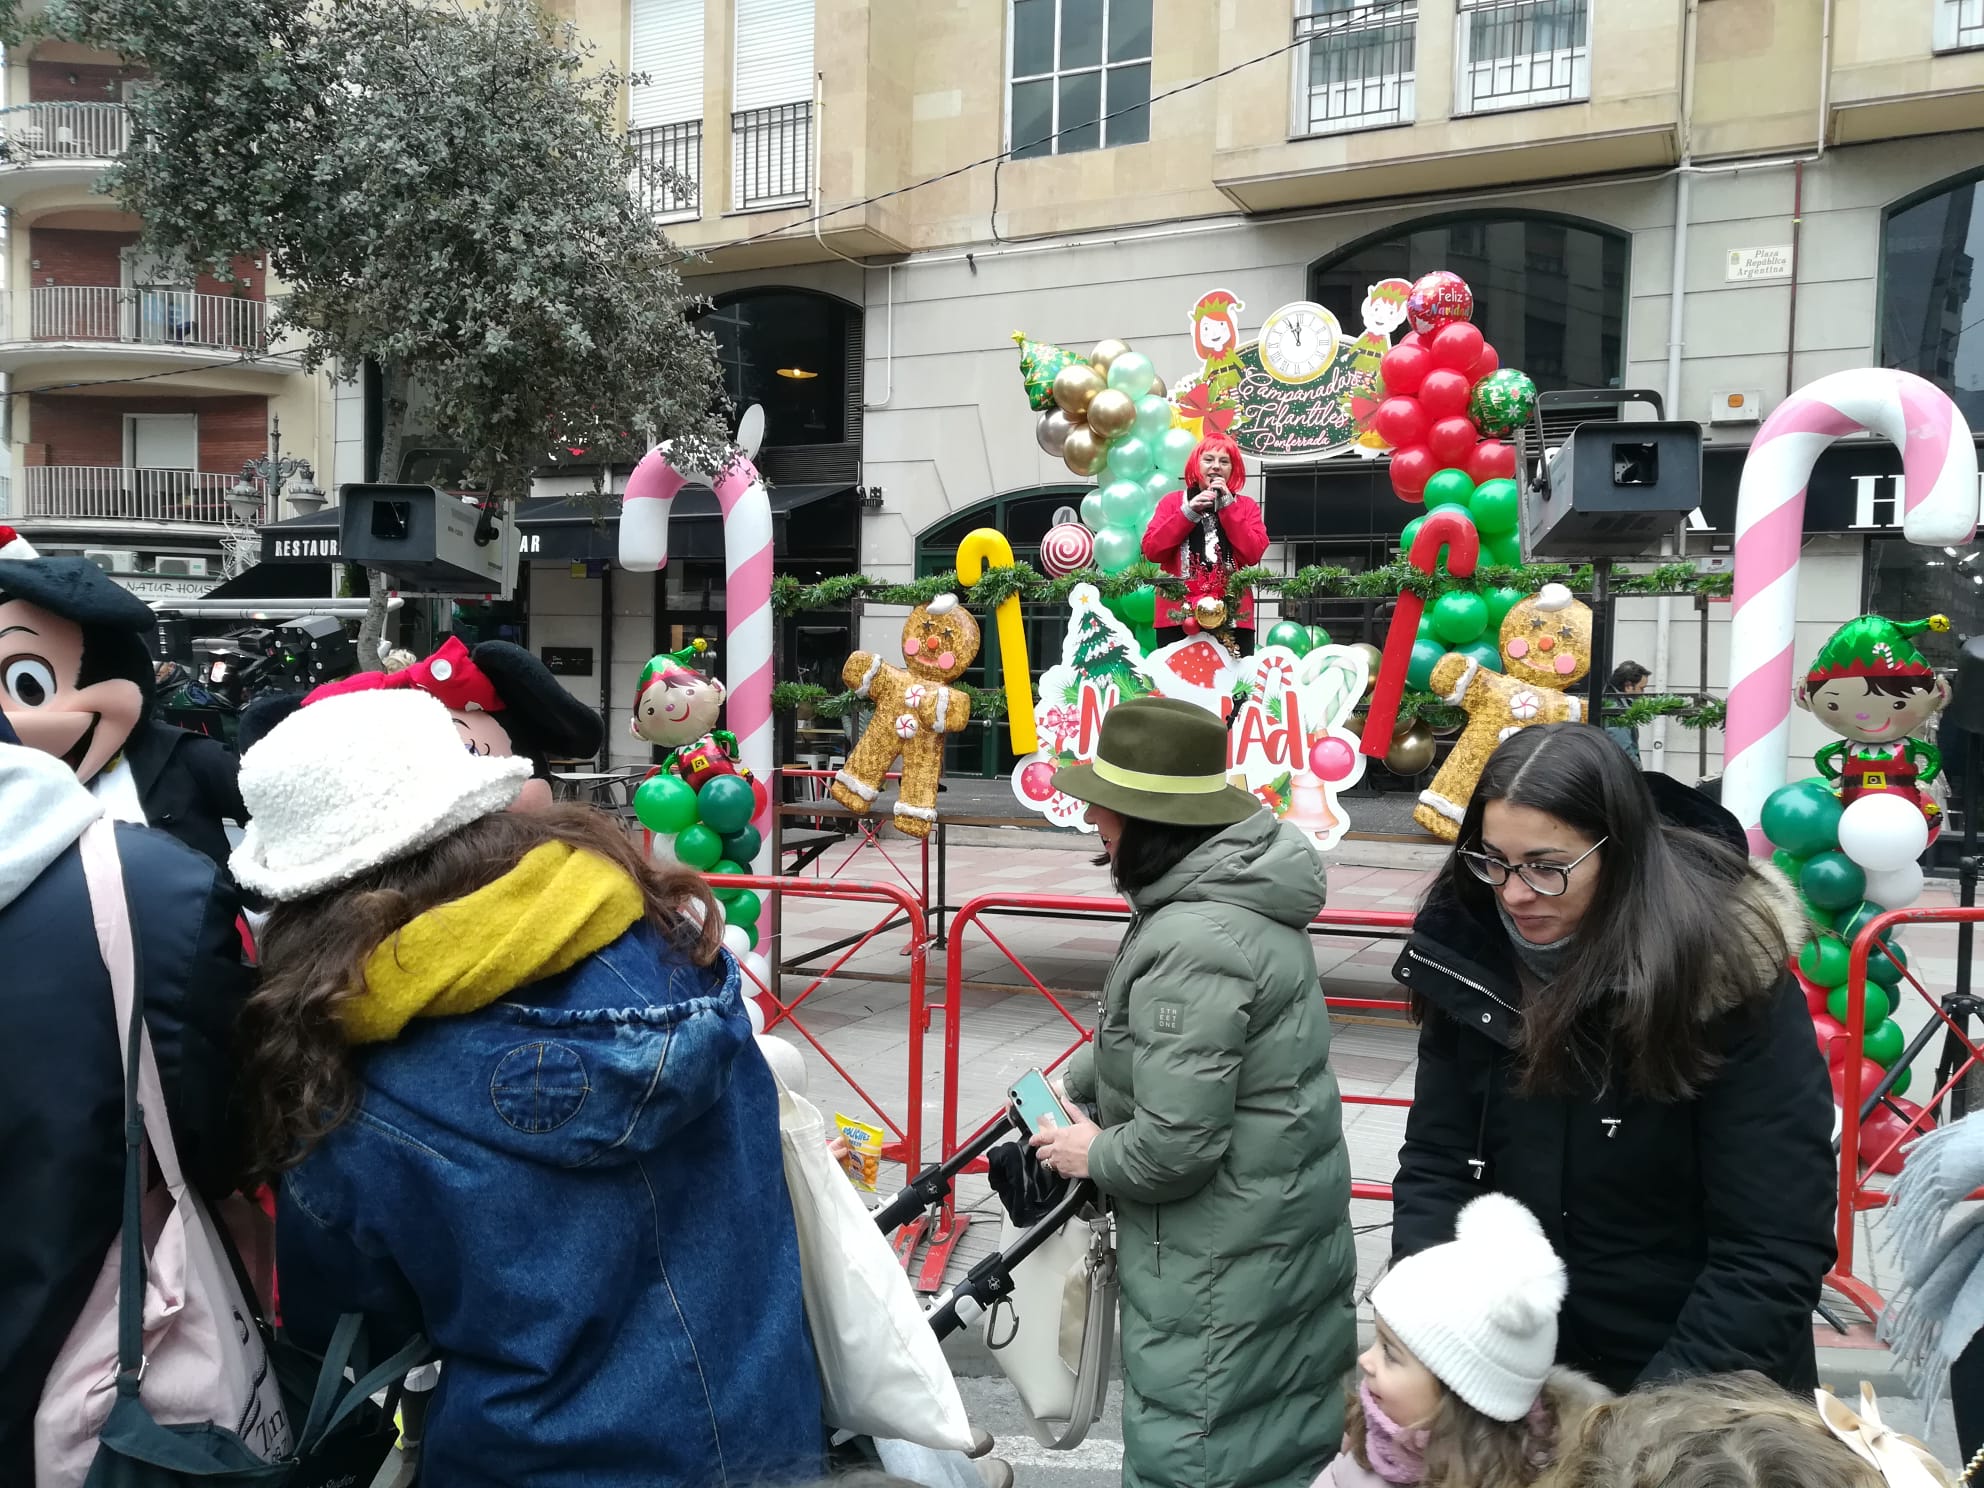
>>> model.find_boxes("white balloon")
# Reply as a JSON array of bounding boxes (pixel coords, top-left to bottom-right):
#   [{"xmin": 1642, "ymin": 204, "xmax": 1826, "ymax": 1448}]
[
  {"xmin": 745, "ymin": 995, "xmax": 766, "ymax": 1034},
  {"xmin": 646, "ymin": 832, "xmax": 676, "ymax": 865},
  {"xmin": 1862, "ymin": 859, "xmax": 1927, "ymax": 910},
  {"xmin": 1838, "ymin": 794, "xmax": 1931, "ymax": 873},
  {"xmin": 680, "ymin": 895, "xmax": 708, "ymax": 926},
  {"xmin": 742, "ymin": 951, "xmax": 771, "ymax": 991},
  {"xmin": 722, "ymin": 924, "xmax": 753, "ymax": 960}
]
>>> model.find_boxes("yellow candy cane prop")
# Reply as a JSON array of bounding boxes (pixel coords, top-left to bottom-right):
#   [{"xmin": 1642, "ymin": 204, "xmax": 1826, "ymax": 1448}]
[{"xmin": 956, "ymin": 528, "xmax": 1038, "ymax": 756}]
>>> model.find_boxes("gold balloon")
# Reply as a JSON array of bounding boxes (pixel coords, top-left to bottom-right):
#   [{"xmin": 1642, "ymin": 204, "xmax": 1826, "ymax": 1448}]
[
  {"xmin": 1063, "ymin": 425, "xmax": 1109, "ymax": 477},
  {"xmin": 1351, "ymin": 642, "xmax": 1384, "ymax": 681},
  {"xmin": 1149, "ymin": 372, "xmax": 1167, "ymax": 399},
  {"xmin": 1194, "ymin": 596, "xmax": 1230, "ymax": 632},
  {"xmin": 1086, "ymin": 388, "xmax": 1136, "ymax": 438},
  {"xmin": 1052, "ymin": 362, "xmax": 1104, "ymax": 417},
  {"xmin": 1385, "ymin": 723, "xmax": 1438, "ymax": 777},
  {"xmin": 1090, "ymin": 338, "xmax": 1131, "ymax": 374}
]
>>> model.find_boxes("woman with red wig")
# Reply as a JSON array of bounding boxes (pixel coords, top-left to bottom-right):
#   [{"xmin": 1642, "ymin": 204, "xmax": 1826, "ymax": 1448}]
[{"xmin": 1142, "ymin": 433, "xmax": 1270, "ymax": 657}]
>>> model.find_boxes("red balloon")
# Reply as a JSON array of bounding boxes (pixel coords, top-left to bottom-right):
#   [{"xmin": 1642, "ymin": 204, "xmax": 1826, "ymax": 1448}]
[
  {"xmin": 1418, "ymin": 368, "xmax": 1472, "ymax": 419},
  {"xmin": 1812, "ymin": 1011, "xmax": 1851, "ymax": 1058},
  {"xmin": 1469, "ymin": 343, "xmax": 1501, "ymax": 383},
  {"xmin": 1397, "ymin": 330, "xmax": 1423, "ymax": 348},
  {"xmin": 1467, "ymin": 439, "xmax": 1518, "ymax": 484},
  {"xmin": 1861, "ymin": 1097, "xmax": 1932, "ymax": 1176},
  {"xmin": 1373, "ymin": 396, "xmax": 1430, "ymax": 450},
  {"xmin": 1379, "ymin": 343, "xmax": 1432, "ymax": 397},
  {"xmin": 1829, "ymin": 1054, "xmax": 1888, "ymax": 1101},
  {"xmin": 1388, "ymin": 445, "xmax": 1435, "ymax": 501},
  {"xmin": 750, "ymin": 775, "xmax": 770, "ymax": 823},
  {"xmin": 1429, "ymin": 321, "xmax": 1486, "ymax": 372},
  {"xmin": 1427, "ymin": 417, "xmax": 1479, "ymax": 467},
  {"xmin": 1799, "ymin": 974, "xmax": 1831, "ymax": 1016}
]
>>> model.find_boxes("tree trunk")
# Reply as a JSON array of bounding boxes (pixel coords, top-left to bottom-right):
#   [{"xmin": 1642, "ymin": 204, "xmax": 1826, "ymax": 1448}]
[{"xmin": 356, "ymin": 359, "xmax": 411, "ymax": 671}]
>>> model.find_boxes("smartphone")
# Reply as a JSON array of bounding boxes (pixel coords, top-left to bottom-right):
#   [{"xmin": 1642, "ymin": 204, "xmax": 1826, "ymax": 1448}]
[{"xmin": 1009, "ymin": 1068, "xmax": 1072, "ymax": 1137}]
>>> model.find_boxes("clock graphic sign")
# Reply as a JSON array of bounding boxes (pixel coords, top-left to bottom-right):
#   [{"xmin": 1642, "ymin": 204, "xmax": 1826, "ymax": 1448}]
[{"xmin": 1258, "ymin": 302, "xmax": 1341, "ymax": 386}]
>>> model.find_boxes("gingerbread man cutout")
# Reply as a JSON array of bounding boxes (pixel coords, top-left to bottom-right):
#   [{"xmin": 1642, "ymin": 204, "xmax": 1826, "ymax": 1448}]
[
  {"xmin": 1412, "ymin": 583, "xmax": 1593, "ymax": 842},
  {"xmin": 829, "ymin": 593, "xmax": 979, "ymax": 838}
]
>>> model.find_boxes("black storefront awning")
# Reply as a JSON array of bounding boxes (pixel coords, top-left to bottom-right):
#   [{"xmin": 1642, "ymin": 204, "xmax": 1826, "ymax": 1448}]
[{"xmin": 258, "ymin": 483, "xmax": 854, "ymax": 565}]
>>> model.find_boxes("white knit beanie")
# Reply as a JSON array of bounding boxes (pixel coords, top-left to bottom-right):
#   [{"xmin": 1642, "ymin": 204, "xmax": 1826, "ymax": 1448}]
[
  {"xmin": 231, "ymin": 688, "xmax": 531, "ymax": 902},
  {"xmin": 1368, "ymin": 1193, "xmax": 1567, "ymax": 1422}
]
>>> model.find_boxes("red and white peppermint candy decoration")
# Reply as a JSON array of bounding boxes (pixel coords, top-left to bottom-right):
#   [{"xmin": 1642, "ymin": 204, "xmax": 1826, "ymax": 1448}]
[
  {"xmin": 894, "ymin": 713, "xmax": 920, "ymax": 739},
  {"xmin": 1509, "ymin": 689, "xmax": 1542, "ymax": 721},
  {"xmin": 1039, "ymin": 521, "xmax": 1096, "ymax": 578},
  {"xmin": 903, "ymin": 683, "xmax": 929, "ymax": 708}
]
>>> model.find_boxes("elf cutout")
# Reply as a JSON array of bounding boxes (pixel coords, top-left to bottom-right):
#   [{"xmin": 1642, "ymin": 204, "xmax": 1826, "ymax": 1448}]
[
  {"xmin": 1799, "ymin": 613, "xmax": 1951, "ymax": 839},
  {"xmin": 631, "ymin": 638, "xmax": 741, "ymax": 789}
]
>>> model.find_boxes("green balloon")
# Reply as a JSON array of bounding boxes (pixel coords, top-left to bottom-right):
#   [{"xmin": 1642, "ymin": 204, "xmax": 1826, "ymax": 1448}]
[
  {"xmin": 1468, "ymin": 368, "xmax": 1540, "ymax": 439},
  {"xmin": 1132, "ymin": 393, "xmax": 1174, "ymax": 444},
  {"xmin": 1264, "ymin": 620, "xmax": 1312, "ymax": 655},
  {"xmin": 1079, "ymin": 491, "xmax": 1105, "ymax": 531},
  {"xmin": 720, "ymin": 827, "xmax": 762, "ymax": 864},
  {"xmin": 710, "ymin": 857, "xmax": 745, "ymax": 904},
  {"xmin": 1800, "ymin": 852, "xmax": 1867, "ymax": 913},
  {"xmin": 1468, "ymin": 479, "xmax": 1521, "ymax": 536},
  {"xmin": 1400, "ymin": 516, "xmax": 1426, "ymax": 554},
  {"xmin": 1457, "ymin": 638, "xmax": 1504, "ymax": 673},
  {"xmin": 1122, "ymin": 585, "xmax": 1157, "ymax": 625},
  {"xmin": 1307, "ymin": 625, "xmax": 1333, "ymax": 651},
  {"xmin": 1838, "ymin": 901, "xmax": 1893, "ymax": 946},
  {"xmin": 1771, "ymin": 848, "xmax": 1810, "ymax": 882},
  {"xmin": 1104, "ymin": 435, "xmax": 1154, "ymax": 481},
  {"xmin": 1138, "ymin": 470, "xmax": 1173, "ymax": 508},
  {"xmin": 1864, "ymin": 1017, "xmax": 1906, "ymax": 1067},
  {"xmin": 1406, "ymin": 638, "xmax": 1448, "ymax": 691},
  {"xmin": 697, "ymin": 774, "xmax": 756, "ymax": 835},
  {"xmin": 1760, "ymin": 779, "xmax": 1843, "ymax": 858},
  {"xmin": 1417, "ymin": 610, "xmax": 1437, "ymax": 639},
  {"xmin": 1827, "ymin": 981, "xmax": 1902, "ymax": 1024},
  {"xmin": 726, "ymin": 889, "xmax": 762, "ymax": 927},
  {"xmin": 1423, "ymin": 468, "xmax": 1476, "ymax": 510},
  {"xmin": 1093, "ymin": 525, "xmax": 1140, "ymax": 573},
  {"xmin": 1482, "ymin": 586, "xmax": 1525, "ymax": 631},
  {"xmin": 1099, "ymin": 479, "xmax": 1145, "ymax": 528},
  {"xmin": 634, "ymin": 774, "xmax": 699, "ymax": 835},
  {"xmin": 1867, "ymin": 942, "xmax": 1909, "ymax": 989},
  {"xmin": 1892, "ymin": 1065, "xmax": 1913, "ymax": 1098},
  {"xmin": 1431, "ymin": 590, "xmax": 1489, "ymax": 645},
  {"xmin": 1799, "ymin": 934, "xmax": 1850, "ymax": 989},
  {"xmin": 1484, "ymin": 531, "xmax": 1523, "ymax": 566},
  {"xmin": 1157, "ymin": 427, "xmax": 1198, "ymax": 479},
  {"xmin": 674, "ymin": 823, "xmax": 723, "ymax": 870},
  {"xmin": 1106, "ymin": 350, "xmax": 1158, "ymax": 397}
]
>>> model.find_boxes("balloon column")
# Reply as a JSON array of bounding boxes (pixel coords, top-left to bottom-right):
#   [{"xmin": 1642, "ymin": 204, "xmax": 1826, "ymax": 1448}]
[
  {"xmin": 1016, "ymin": 330, "xmax": 1194, "ymax": 575},
  {"xmin": 632, "ymin": 756, "xmax": 769, "ymax": 955},
  {"xmin": 1359, "ymin": 270, "xmax": 1537, "ymax": 510}
]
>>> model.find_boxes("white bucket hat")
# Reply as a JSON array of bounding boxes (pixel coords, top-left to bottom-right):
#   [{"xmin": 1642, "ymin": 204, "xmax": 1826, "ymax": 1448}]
[{"xmin": 231, "ymin": 687, "xmax": 531, "ymax": 902}]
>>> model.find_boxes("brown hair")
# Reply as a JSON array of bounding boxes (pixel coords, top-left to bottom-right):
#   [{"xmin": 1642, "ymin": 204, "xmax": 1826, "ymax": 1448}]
[
  {"xmin": 239, "ymin": 804, "xmax": 721, "ymax": 1181},
  {"xmin": 1342, "ymin": 1375, "xmax": 1562, "ymax": 1488},
  {"xmin": 1544, "ymin": 1373, "xmax": 1883, "ymax": 1488}
]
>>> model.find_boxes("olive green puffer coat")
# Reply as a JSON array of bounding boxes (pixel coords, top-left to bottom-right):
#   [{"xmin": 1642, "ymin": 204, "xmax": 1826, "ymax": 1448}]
[{"xmin": 1064, "ymin": 810, "xmax": 1356, "ymax": 1488}]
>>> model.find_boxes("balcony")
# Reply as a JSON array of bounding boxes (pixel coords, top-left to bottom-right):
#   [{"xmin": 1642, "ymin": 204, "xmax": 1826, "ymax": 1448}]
[
  {"xmin": 18, "ymin": 466, "xmax": 242, "ymax": 528},
  {"xmin": 633, "ymin": 119, "xmax": 701, "ymax": 222},
  {"xmin": 1827, "ymin": 0, "xmax": 1984, "ymax": 144},
  {"xmin": 731, "ymin": 101, "xmax": 811, "ymax": 212},
  {"xmin": 1213, "ymin": 0, "xmax": 1674, "ymax": 213},
  {"xmin": 0, "ymin": 286, "xmax": 301, "ymax": 385},
  {"xmin": 0, "ymin": 101, "xmax": 128, "ymax": 204}
]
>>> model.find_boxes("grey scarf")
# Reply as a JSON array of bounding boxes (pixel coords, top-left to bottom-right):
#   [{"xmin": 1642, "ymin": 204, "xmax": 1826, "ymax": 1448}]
[
  {"xmin": 1497, "ymin": 906, "xmax": 1576, "ymax": 987},
  {"xmin": 1876, "ymin": 1110, "xmax": 1984, "ymax": 1422}
]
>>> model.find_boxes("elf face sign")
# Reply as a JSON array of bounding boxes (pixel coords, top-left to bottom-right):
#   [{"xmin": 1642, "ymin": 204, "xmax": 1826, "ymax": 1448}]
[{"xmin": 0, "ymin": 596, "xmax": 144, "ymax": 784}]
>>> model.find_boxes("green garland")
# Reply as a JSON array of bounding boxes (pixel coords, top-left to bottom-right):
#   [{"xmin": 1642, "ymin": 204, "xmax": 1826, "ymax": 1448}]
[
  {"xmin": 773, "ymin": 560, "xmax": 1731, "ymax": 615},
  {"xmin": 1607, "ymin": 693, "xmax": 1728, "ymax": 732}
]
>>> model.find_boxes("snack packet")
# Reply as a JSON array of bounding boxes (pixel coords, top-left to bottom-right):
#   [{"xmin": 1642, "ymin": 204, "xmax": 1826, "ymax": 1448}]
[{"xmin": 834, "ymin": 1114, "xmax": 885, "ymax": 1191}]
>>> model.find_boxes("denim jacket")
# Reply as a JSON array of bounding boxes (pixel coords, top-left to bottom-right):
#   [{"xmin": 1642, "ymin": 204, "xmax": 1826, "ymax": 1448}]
[{"xmin": 277, "ymin": 922, "xmax": 823, "ymax": 1487}]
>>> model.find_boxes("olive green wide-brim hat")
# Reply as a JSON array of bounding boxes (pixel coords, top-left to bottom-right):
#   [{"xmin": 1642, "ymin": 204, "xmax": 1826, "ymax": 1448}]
[{"xmin": 1054, "ymin": 695, "xmax": 1261, "ymax": 827}]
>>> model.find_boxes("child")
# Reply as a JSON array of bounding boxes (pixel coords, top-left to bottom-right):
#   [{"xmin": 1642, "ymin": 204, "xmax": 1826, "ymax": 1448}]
[{"xmin": 1314, "ymin": 1194, "xmax": 1605, "ymax": 1487}]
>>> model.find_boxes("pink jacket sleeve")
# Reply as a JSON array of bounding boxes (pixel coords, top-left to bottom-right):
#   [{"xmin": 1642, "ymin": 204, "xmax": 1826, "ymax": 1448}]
[
  {"xmin": 1142, "ymin": 490, "xmax": 1195, "ymax": 562},
  {"xmin": 1217, "ymin": 494, "xmax": 1270, "ymax": 566},
  {"xmin": 1309, "ymin": 1446, "xmax": 1386, "ymax": 1488}
]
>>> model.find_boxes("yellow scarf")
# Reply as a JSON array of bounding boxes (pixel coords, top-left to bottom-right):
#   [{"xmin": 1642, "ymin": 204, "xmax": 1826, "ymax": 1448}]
[{"xmin": 344, "ymin": 842, "xmax": 645, "ymax": 1045}]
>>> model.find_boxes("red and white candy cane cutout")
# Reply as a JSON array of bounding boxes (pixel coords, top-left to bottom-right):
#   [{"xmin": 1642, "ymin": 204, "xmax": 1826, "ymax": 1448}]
[
  {"xmin": 1724, "ymin": 368, "xmax": 1977, "ymax": 851},
  {"xmin": 1362, "ymin": 507, "xmax": 1480, "ymax": 757},
  {"xmin": 619, "ymin": 443, "xmax": 775, "ymax": 871}
]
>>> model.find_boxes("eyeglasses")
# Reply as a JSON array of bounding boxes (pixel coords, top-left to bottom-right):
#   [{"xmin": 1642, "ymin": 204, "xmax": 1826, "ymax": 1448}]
[{"xmin": 1457, "ymin": 838, "xmax": 1607, "ymax": 897}]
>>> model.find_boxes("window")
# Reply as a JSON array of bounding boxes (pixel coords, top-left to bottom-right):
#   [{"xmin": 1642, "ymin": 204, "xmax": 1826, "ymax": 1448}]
[
  {"xmin": 704, "ymin": 290, "xmax": 856, "ymax": 448},
  {"xmin": 1936, "ymin": 0, "xmax": 1984, "ymax": 53},
  {"xmin": 630, "ymin": 0, "xmax": 704, "ymax": 220},
  {"xmin": 1310, "ymin": 213, "xmax": 1627, "ymax": 393},
  {"xmin": 1008, "ymin": 0, "xmax": 1151, "ymax": 159},
  {"xmin": 1454, "ymin": 0, "xmax": 1589, "ymax": 115},
  {"xmin": 1293, "ymin": 0, "xmax": 1416, "ymax": 137},
  {"xmin": 1882, "ymin": 170, "xmax": 1984, "ymax": 427},
  {"xmin": 733, "ymin": 0, "xmax": 814, "ymax": 208}
]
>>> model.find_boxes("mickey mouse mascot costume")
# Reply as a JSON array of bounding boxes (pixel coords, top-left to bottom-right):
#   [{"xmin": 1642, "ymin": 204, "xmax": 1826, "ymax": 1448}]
[{"xmin": 0, "ymin": 525, "xmax": 244, "ymax": 869}]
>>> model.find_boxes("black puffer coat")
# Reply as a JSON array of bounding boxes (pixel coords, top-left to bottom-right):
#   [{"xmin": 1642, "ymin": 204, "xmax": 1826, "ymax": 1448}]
[
  {"xmin": 1391, "ymin": 777, "xmax": 1837, "ymax": 1395},
  {"xmin": 125, "ymin": 716, "xmax": 247, "ymax": 872}
]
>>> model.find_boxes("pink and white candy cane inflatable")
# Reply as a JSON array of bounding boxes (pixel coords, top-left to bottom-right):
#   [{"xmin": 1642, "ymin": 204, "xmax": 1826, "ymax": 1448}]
[
  {"xmin": 619, "ymin": 434, "xmax": 774, "ymax": 872},
  {"xmin": 1724, "ymin": 369, "xmax": 1978, "ymax": 852}
]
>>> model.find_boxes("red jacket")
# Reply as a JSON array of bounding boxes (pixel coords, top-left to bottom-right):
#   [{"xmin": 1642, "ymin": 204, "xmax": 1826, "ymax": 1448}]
[{"xmin": 1141, "ymin": 489, "xmax": 1271, "ymax": 630}]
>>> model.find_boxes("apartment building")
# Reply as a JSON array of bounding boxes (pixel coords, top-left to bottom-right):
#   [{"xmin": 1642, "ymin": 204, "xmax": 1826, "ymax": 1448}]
[
  {"xmin": 524, "ymin": 0, "xmax": 1984, "ymax": 782},
  {"xmin": 0, "ymin": 42, "xmax": 347, "ymax": 605}
]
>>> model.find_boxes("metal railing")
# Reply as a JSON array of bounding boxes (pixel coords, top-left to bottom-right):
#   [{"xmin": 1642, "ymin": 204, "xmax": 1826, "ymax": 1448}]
[
  {"xmin": 1936, "ymin": 0, "xmax": 1984, "ymax": 52},
  {"xmin": 1294, "ymin": 1, "xmax": 1417, "ymax": 136},
  {"xmin": 632, "ymin": 119, "xmax": 701, "ymax": 221},
  {"xmin": 731, "ymin": 101, "xmax": 811, "ymax": 211},
  {"xmin": 21, "ymin": 466, "xmax": 241, "ymax": 524},
  {"xmin": 25, "ymin": 285, "xmax": 270, "ymax": 354},
  {"xmin": 1454, "ymin": 0, "xmax": 1589, "ymax": 115},
  {"xmin": 0, "ymin": 101, "xmax": 130, "ymax": 164}
]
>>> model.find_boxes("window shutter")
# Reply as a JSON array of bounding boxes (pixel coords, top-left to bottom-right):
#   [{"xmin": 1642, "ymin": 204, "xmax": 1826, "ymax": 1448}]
[
  {"xmin": 734, "ymin": 0, "xmax": 815, "ymax": 112},
  {"xmin": 629, "ymin": 0, "xmax": 705, "ymax": 127}
]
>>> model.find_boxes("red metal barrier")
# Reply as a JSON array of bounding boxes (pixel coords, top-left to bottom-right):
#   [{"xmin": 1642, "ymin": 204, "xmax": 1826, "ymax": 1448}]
[
  {"xmin": 939, "ymin": 892, "xmax": 1418, "ymax": 1203},
  {"xmin": 1831, "ymin": 905, "xmax": 1984, "ymax": 1322},
  {"xmin": 707, "ymin": 874, "xmax": 933, "ymax": 1178}
]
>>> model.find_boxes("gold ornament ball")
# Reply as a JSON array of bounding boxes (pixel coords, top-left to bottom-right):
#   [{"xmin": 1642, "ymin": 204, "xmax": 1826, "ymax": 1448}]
[
  {"xmin": 1385, "ymin": 723, "xmax": 1437, "ymax": 777},
  {"xmin": 1194, "ymin": 596, "xmax": 1230, "ymax": 632},
  {"xmin": 1052, "ymin": 362, "xmax": 1104, "ymax": 417},
  {"xmin": 1086, "ymin": 388, "xmax": 1137, "ymax": 438},
  {"xmin": 1090, "ymin": 338, "xmax": 1131, "ymax": 374},
  {"xmin": 1062, "ymin": 425, "xmax": 1109, "ymax": 477}
]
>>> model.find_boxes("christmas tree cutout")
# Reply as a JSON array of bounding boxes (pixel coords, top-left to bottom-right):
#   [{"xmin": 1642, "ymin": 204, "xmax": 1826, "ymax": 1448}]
[{"xmin": 1014, "ymin": 584, "xmax": 1158, "ymax": 826}]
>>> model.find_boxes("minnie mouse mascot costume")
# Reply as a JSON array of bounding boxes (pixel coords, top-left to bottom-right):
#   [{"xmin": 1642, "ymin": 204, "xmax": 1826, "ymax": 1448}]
[{"xmin": 1141, "ymin": 433, "xmax": 1269, "ymax": 659}]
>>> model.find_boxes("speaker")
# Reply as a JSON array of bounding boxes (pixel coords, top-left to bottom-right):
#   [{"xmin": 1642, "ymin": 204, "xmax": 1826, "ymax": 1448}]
[
  {"xmin": 1523, "ymin": 419, "xmax": 1704, "ymax": 559},
  {"xmin": 338, "ymin": 484, "xmax": 516, "ymax": 595}
]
